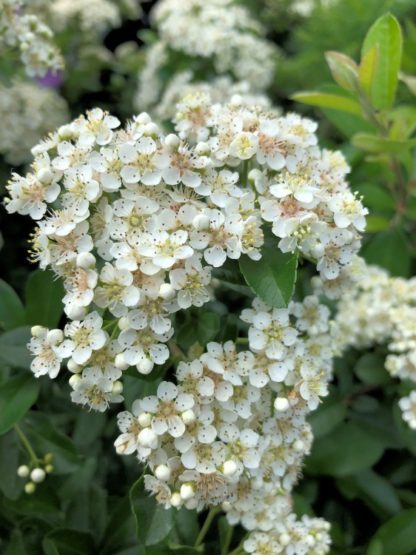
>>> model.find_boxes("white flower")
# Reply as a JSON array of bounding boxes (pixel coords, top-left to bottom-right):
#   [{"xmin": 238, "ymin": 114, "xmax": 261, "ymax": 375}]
[
  {"xmin": 95, "ymin": 263, "xmax": 140, "ymax": 316},
  {"xmin": 62, "ymin": 311, "xmax": 107, "ymax": 365},
  {"xmin": 70, "ymin": 367, "xmax": 122, "ymax": 411},
  {"xmin": 399, "ymin": 391, "xmax": 416, "ymax": 430},
  {"xmin": 29, "ymin": 327, "xmax": 70, "ymax": 379},
  {"xmin": 6, "ymin": 173, "xmax": 60, "ymax": 220},
  {"xmin": 119, "ymin": 136, "xmax": 167, "ymax": 186}
]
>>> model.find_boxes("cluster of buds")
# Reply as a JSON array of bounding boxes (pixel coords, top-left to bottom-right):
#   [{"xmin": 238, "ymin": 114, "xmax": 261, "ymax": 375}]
[{"xmin": 17, "ymin": 453, "xmax": 54, "ymax": 494}]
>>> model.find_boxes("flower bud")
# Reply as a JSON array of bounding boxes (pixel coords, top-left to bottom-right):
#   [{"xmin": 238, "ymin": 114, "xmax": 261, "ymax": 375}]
[
  {"xmin": 159, "ymin": 283, "xmax": 175, "ymax": 300},
  {"xmin": 223, "ymin": 460, "xmax": 238, "ymax": 477},
  {"xmin": 115, "ymin": 353, "xmax": 129, "ymax": 370},
  {"xmin": 136, "ymin": 112, "xmax": 151, "ymax": 125},
  {"xmin": 46, "ymin": 329, "xmax": 63, "ymax": 344},
  {"xmin": 138, "ymin": 412, "xmax": 152, "ymax": 427},
  {"xmin": 180, "ymin": 483, "xmax": 195, "ymax": 500},
  {"xmin": 118, "ymin": 317, "xmax": 129, "ymax": 330},
  {"xmin": 112, "ymin": 381, "xmax": 123, "ymax": 395},
  {"xmin": 138, "ymin": 428, "xmax": 157, "ymax": 448},
  {"xmin": 137, "ymin": 358, "xmax": 153, "ymax": 375},
  {"xmin": 165, "ymin": 134, "xmax": 180, "ymax": 149},
  {"xmin": 274, "ymin": 397, "xmax": 290, "ymax": 412},
  {"xmin": 65, "ymin": 304, "xmax": 87, "ymax": 320},
  {"xmin": 293, "ymin": 439, "xmax": 304, "ymax": 452},
  {"xmin": 37, "ymin": 168, "xmax": 53, "ymax": 184},
  {"xmin": 17, "ymin": 465, "xmax": 30, "ymax": 478},
  {"xmin": 155, "ymin": 464, "xmax": 171, "ymax": 481},
  {"xmin": 181, "ymin": 409, "xmax": 195, "ymax": 425},
  {"xmin": 170, "ymin": 492, "xmax": 182, "ymax": 508},
  {"xmin": 24, "ymin": 482, "xmax": 36, "ymax": 494},
  {"xmin": 193, "ymin": 213, "xmax": 210, "ymax": 231},
  {"xmin": 30, "ymin": 468, "xmax": 46, "ymax": 483},
  {"xmin": 67, "ymin": 359, "xmax": 81, "ymax": 373},
  {"xmin": 69, "ymin": 374, "xmax": 81, "ymax": 389},
  {"xmin": 195, "ymin": 142, "xmax": 210, "ymax": 155},
  {"xmin": 144, "ymin": 122, "xmax": 159, "ymax": 136},
  {"xmin": 279, "ymin": 533, "xmax": 291, "ymax": 546},
  {"xmin": 45, "ymin": 464, "xmax": 54, "ymax": 474},
  {"xmin": 31, "ymin": 325, "xmax": 45, "ymax": 338}
]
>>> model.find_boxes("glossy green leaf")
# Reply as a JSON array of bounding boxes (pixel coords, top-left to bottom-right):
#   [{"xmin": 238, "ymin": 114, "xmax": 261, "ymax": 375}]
[
  {"xmin": 352, "ymin": 132, "xmax": 416, "ymax": 153},
  {"xmin": 361, "ymin": 13, "xmax": 403, "ymax": 109},
  {"xmin": 359, "ymin": 45, "xmax": 379, "ymax": 97},
  {"xmin": 291, "ymin": 91, "xmax": 362, "ymax": 115},
  {"xmin": 0, "ymin": 279, "xmax": 25, "ymax": 331},
  {"xmin": 369, "ymin": 509, "xmax": 416, "ymax": 555},
  {"xmin": 306, "ymin": 422, "xmax": 385, "ymax": 477},
  {"xmin": 239, "ymin": 239, "xmax": 298, "ymax": 309},
  {"xmin": 0, "ymin": 326, "xmax": 32, "ymax": 369},
  {"xmin": 0, "ymin": 374, "xmax": 40, "ymax": 435},
  {"xmin": 349, "ymin": 470, "xmax": 402, "ymax": 517},
  {"xmin": 129, "ymin": 477, "xmax": 174, "ymax": 547},
  {"xmin": 5, "ymin": 529, "xmax": 27, "ymax": 555},
  {"xmin": 355, "ymin": 353, "xmax": 390, "ymax": 385},
  {"xmin": 362, "ymin": 228, "xmax": 411, "ymax": 277},
  {"xmin": 25, "ymin": 270, "xmax": 64, "ymax": 328},
  {"xmin": 309, "ymin": 398, "xmax": 346, "ymax": 438},
  {"xmin": 42, "ymin": 529, "xmax": 95, "ymax": 555},
  {"xmin": 325, "ymin": 51, "xmax": 359, "ymax": 91},
  {"xmin": 197, "ymin": 312, "xmax": 221, "ymax": 345}
]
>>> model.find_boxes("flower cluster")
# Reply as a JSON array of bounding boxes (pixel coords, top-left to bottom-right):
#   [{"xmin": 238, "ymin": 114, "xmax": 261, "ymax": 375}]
[
  {"xmin": 30, "ymin": 0, "xmax": 142, "ymax": 36},
  {"xmin": 5, "ymin": 99, "xmax": 365, "ymax": 412},
  {"xmin": 0, "ymin": 0, "xmax": 63, "ymax": 77},
  {"xmin": 333, "ymin": 258, "xmax": 416, "ymax": 429},
  {"xmin": 115, "ymin": 296, "xmax": 333, "ymax": 553},
  {"xmin": 135, "ymin": 0, "xmax": 278, "ymax": 112},
  {"xmin": 0, "ymin": 81, "xmax": 69, "ymax": 165}
]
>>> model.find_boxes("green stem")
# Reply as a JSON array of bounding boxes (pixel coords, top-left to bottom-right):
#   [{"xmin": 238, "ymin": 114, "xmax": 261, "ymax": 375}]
[
  {"xmin": 221, "ymin": 524, "xmax": 234, "ymax": 555},
  {"xmin": 195, "ymin": 507, "xmax": 221, "ymax": 547},
  {"xmin": 14, "ymin": 424, "xmax": 38, "ymax": 464}
]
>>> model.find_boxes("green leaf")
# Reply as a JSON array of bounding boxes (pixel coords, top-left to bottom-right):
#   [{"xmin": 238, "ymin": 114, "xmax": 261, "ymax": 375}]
[
  {"xmin": 0, "ymin": 327, "xmax": 32, "ymax": 369},
  {"xmin": 361, "ymin": 228, "xmax": 411, "ymax": 277},
  {"xmin": 308, "ymin": 397, "xmax": 346, "ymax": 438},
  {"xmin": 306, "ymin": 422, "xmax": 385, "ymax": 477},
  {"xmin": 369, "ymin": 509, "xmax": 416, "ymax": 555},
  {"xmin": 197, "ymin": 312, "xmax": 221, "ymax": 344},
  {"xmin": 25, "ymin": 270, "xmax": 64, "ymax": 328},
  {"xmin": 168, "ymin": 546, "xmax": 203, "ymax": 554},
  {"xmin": 325, "ymin": 51, "xmax": 359, "ymax": 91},
  {"xmin": 291, "ymin": 91, "xmax": 362, "ymax": 115},
  {"xmin": 345, "ymin": 470, "xmax": 402, "ymax": 517},
  {"xmin": 42, "ymin": 529, "xmax": 95, "ymax": 555},
  {"xmin": 5, "ymin": 529, "xmax": 27, "ymax": 555},
  {"xmin": 129, "ymin": 477, "xmax": 174, "ymax": 547},
  {"xmin": 239, "ymin": 238, "xmax": 298, "ymax": 309},
  {"xmin": 351, "ymin": 133, "xmax": 416, "ymax": 153},
  {"xmin": 0, "ymin": 374, "xmax": 40, "ymax": 435},
  {"xmin": 354, "ymin": 353, "xmax": 390, "ymax": 385},
  {"xmin": 0, "ymin": 431, "xmax": 21, "ymax": 499},
  {"xmin": 359, "ymin": 46, "xmax": 379, "ymax": 98},
  {"xmin": 0, "ymin": 280, "xmax": 25, "ymax": 331},
  {"xmin": 367, "ymin": 539, "xmax": 383, "ymax": 555},
  {"xmin": 361, "ymin": 13, "xmax": 403, "ymax": 109}
]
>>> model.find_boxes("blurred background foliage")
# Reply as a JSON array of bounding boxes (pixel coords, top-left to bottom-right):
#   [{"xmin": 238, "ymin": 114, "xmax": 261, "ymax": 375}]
[{"xmin": 2, "ymin": 0, "xmax": 416, "ymax": 554}]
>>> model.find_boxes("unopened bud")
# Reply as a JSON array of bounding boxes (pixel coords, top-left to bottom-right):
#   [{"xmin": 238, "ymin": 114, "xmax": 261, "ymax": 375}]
[
  {"xmin": 293, "ymin": 439, "xmax": 304, "ymax": 452},
  {"xmin": 31, "ymin": 325, "xmax": 45, "ymax": 338},
  {"xmin": 181, "ymin": 409, "xmax": 195, "ymax": 425},
  {"xmin": 24, "ymin": 482, "xmax": 36, "ymax": 494},
  {"xmin": 37, "ymin": 168, "xmax": 53, "ymax": 184},
  {"xmin": 17, "ymin": 465, "xmax": 30, "ymax": 478},
  {"xmin": 193, "ymin": 213, "xmax": 210, "ymax": 231},
  {"xmin": 159, "ymin": 283, "xmax": 175, "ymax": 300},
  {"xmin": 67, "ymin": 359, "xmax": 81, "ymax": 373},
  {"xmin": 118, "ymin": 317, "xmax": 129, "ymax": 330},
  {"xmin": 47, "ymin": 329, "xmax": 63, "ymax": 344},
  {"xmin": 165, "ymin": 134, "xmax": 180, "ymax": 149},
  {"xmin": 30, "ymin": 468, "xmax": 46, "ymax": 483},
  {"xmin": 137, "ymin": 358, "xmax": 153, "ymax": 375},
  {"xmin": 155, "ymin": 464, "xmax": 171, "ymax": 481},
  {"xmin": 65, "ymin": 304, "xmax": 87, "ymax": 320},
  {"xmin": 112, "ymin": 381, "xmax": 123, "ymax": 395},
  {"xmin": 170, "ymin": 492, "xmax": 182, "ymax": 508},
  {"xmin": 279, "ymin": 533, "xmax": 291, "ymax": 546},
  {"xmin": 180, "ymin": 483, "xmax": 195, "ymax": 500},
  {"xmin": 138, "ymin": 428, "xmax": 157, "ymax": 448},
  {"xmin": 136, "ymin": 112, "xmax": 151, "ymax": 125},
  {"xmin": 45, "ymin": 464, "xmax": 54, "ymax": 474},
  {"xmin": 69, "ymin": 374, "xmax": 81, "ymax": 389},
  {"xmin": 115, "ymin": 353, "xmax": 129, "ymax": 370},
  {"xmin": 223, "ymin": 460, "xmax": 238, "ymax": 477},
  {"xmin": 138, "ymin": 412, "xmax": 152, "ymax": 427},
  {"xmin": 274, "ymin": 397, "xmax": 290, "ymax": 412},
  {"xmin": 76, "ymin": 252, "xmax": 96, "ymax": 269}
]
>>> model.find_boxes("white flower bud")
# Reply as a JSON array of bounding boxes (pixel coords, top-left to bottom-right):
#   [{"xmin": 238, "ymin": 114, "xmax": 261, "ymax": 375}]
[
  {"xmin": 165, "ymin": 134, "xmax": 180, "ymax": 148},
  {"xmin": 31, "ymin": 325, "xmax": 45, "ymax": 338},
  {"xmin": 30, "ymin": 468, "xmax": 46, "ymax": 483},
  {"xmin": 25, "ymin": 482, "xmax": 36, "ymax": 494},
  {"xmin": 65, "ymin": 304, "xmax": 87, "ymax": 320},
  {"xmin": 293, "ymin": 439, "xmax": 304, "ymax": 452},
  {"xmin": 37, "ymin": 168, "xmax": 53, "ymax": 184},
  {"xmin": 112, "ymin": 381, "xmax": 123, "ymax": 395},
  {"xmin": 185, "ymin": 497, "xmax": 198, "ymax": 510},
  {"xmin": 180, "ymin": 483, "xmax": 195, "ymax": 500},
  {"xmin": 170, "ymin": 492, "xmax": 182, "ymax": 508},
  {"xmin": 138, "ymin": 412, "xmax": 152, "ymax": 427},
  {"xmin": 46, "ymin": 329, "xmax": 63, "ymax": 344},
  {"xmin": 115, "ymin": 353, "xmax": 129, "ymax": 370},
  {"xmin": 144, "ymin": 122, "xmax": 159, "ymax": 136},
  {"xmin": 17, "ymin": 465, "xmax": 30, "ymax": 478},
  {"xmin": 69, "ymin": 374, "xmax": 81, "ymax": 389},
  {"xmin": 279, "ymin": 533, "xmax": 291, "ymax": 546},
  {"xmin": 118, "ymin": 317, "xmax": 129, "ymax": 330},
  {"xmin": 67, "ymin": 359, "xmax": 81, "ymax": 373},
  {"xmin": 137, "ymin": 358, "xmax": 153, "ymax": 375},
  {"xmin": 181, "ymin": 409, "xmax": 195, "ymax": 425},
  {"xmin": 274, "ymin": 397, "xmax": 290, "ymax": 412},
  {"xmin": 76, "ymin": 252, "xmax": 96, "ymax": 269},
  {"xmin": 155, "ymin": 464, "xmax": 171, "ymax": 481},
  {"xmin": 193, "ymin": 213, "xmax": 210, "ymax": 231},
  {"xmin": 222, "ymin": 501, "xmax": 232, "ymax": 511},
  {"xmin": 136, "ymin": 112, "xmax": 151, "ymax": 125},
  {"xmin": 223, "ymin": 460, "xmax": 238, "ymax": 477},
  {"xmin": 138, "ymin": 428, "xmax": 157, "ymax": 448},
  {"xmin": 195, "ymin": 142, "xmax": 210, "ymax": 155},
  {"xmin": 159, "ymin": 283, "xmax": 175, "ymax": 300}
]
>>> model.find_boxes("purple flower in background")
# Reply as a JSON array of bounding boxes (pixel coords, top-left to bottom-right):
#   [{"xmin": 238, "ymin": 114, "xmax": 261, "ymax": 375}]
[{"xmin": 37, "ymin": 70, "xmax": 64, "ymax": 89}]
